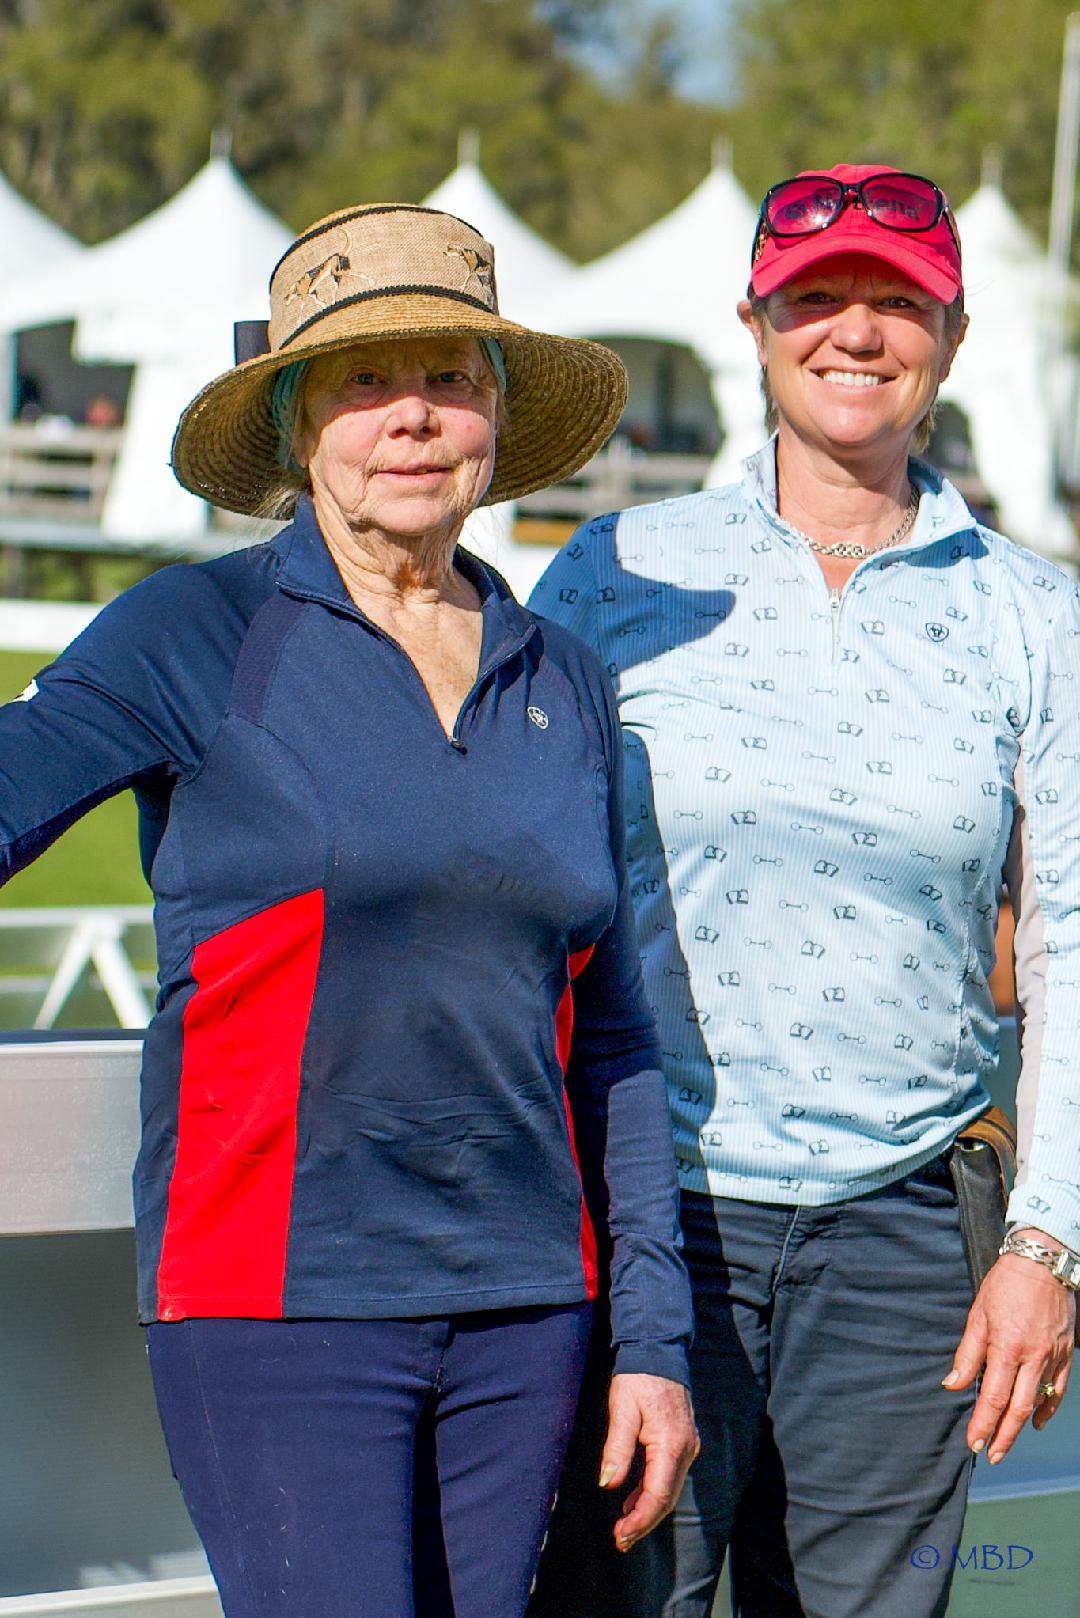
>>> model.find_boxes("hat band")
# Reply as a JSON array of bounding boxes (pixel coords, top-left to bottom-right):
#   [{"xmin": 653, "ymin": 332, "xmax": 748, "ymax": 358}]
[
  {"xmin": 270, "ymin": 204, "xmax": 468, "ymax": 281},
  {"xmin": 279, "ymin": 284, "xmax": 500, "ymax": 350}
]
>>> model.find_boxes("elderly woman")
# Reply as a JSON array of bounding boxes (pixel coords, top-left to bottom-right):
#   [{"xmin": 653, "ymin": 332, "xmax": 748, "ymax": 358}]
[
  {"xmin": 0, "ymin": 205, "xmax": 697, "ymax": 1618},
  {"xmin": 528, "ymin": 165, "xmax": 1079, "ymax": 1618}
]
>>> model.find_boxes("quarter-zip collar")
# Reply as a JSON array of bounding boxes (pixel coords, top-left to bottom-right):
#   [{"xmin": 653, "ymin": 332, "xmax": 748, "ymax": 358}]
[
  {"xmin": 272, "ymin": 494, "xmax": 536, "ymax": 675},
  {"xmin": 740, "ymin": 437, "xmax": 977, "ymax": 562}
]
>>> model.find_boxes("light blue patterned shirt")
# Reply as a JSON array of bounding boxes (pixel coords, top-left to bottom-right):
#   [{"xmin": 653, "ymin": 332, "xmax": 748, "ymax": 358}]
[{"xmin": 529, "ymin": 442, "xmax": 1080, "ymax": 1249}]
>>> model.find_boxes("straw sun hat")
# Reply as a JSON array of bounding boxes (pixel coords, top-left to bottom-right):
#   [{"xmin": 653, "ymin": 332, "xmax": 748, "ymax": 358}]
[{"xmin": 171, "ymin": 203, "xmax": 628, "ymax": 513}]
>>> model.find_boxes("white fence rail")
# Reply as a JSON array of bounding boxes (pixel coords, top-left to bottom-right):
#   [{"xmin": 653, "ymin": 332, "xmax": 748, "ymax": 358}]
[
  {"xmin": 517, "ymin": 439, "xmax": 711, "ymax": 524},
  {"xmin": 0, "ymin": 906, "xmax": 154, "ymax": 1030},
  {"xmin": 0, "ymin": 425, "xmax": 123, "ymax": 524}
]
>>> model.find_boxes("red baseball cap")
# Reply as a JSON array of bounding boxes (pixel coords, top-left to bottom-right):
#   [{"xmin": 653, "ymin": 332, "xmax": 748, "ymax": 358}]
[{"xmin": 750, "ymin": 164, "xmax": 963, "ymax": 304}]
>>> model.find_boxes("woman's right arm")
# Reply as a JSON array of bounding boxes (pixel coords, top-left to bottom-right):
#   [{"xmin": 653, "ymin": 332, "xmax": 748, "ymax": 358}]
[
  {"xmin": 531, "ymin": 528, "xmax": 698, "ymax": 1546},
  {"xmin": 0, "ymin": 566, "xmax": 238, "ymax": 884}
]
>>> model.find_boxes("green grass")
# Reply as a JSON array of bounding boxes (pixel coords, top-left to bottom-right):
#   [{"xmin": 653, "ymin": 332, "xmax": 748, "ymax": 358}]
[{"xmin": 0, "ymin": 649, "xmax": 150, "ymax": 909}]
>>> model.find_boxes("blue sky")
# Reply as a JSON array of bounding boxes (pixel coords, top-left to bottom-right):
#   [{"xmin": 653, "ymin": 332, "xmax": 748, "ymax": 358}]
[
  {"xmin": 641, "ymin": 0, "xmax": 736, "ymax": 101},
  {"xmin": 572, "ymin": 0, "xmax": 736, "ymax": 103}
]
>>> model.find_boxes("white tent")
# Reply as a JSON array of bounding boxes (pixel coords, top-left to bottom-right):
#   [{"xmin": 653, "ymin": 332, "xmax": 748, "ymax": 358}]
[
  {"xmin": 423, "ymin": 152, "xmax": 571, "ymax": 316},
  {"xmin": 0, "ymin": 155, "xmax": 292, "ymax": 540},
  {"xmin": 0, "ymin": 154, "xmax": 289, "ymax": 361},
  {"xmin": 943, "ymin": 181, "xmax": 1075, "ymax": 559},
  {"xmin": 522, "ymin": 154, "xmax": 765, "ymax": 487},
  {"xmin": 0, "ymin": 170, "xmax": 83, "ymax": 420},
  {"xmin": 424, "ymin": 144, "xmax": 574, "ymax": 585}
]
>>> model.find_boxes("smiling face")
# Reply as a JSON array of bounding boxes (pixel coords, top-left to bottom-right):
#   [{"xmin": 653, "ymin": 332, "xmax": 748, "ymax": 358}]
[
  {"xmin": 739, "ymin": 254, "xmax": 966, "ymax": 465},
  {"xmin": 294, "ymin": 335, "xmax": 501, "ymax": 544}
]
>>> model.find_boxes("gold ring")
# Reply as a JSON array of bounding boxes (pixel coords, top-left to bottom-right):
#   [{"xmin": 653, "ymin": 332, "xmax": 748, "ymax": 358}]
[{"xmin": 1038, "ymin": 1381, "xmax": 1057, "ymax": 1401}]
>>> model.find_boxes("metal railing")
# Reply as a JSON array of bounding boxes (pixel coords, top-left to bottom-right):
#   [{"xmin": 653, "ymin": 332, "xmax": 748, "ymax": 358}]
[
  {"xmin": 0, "ymin": 424, "xmax": 124, "ymax": 523},
  {"xmin": 0, "ymin": 906, "xmax": 155, "ymax": 1030},
  {"xmin": 517, "ymin": 439, "xmax": 712, "ymax": 527},
  {"xmin": 0, "ymin": 428, "xmax": 713, "ymax": 561}
]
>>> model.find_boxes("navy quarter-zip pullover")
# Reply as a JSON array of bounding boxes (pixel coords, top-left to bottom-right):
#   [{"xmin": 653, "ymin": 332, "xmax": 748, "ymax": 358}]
[{"xmin": 1, "ymin": 499, "xmax": 691, "ymax": 1384}]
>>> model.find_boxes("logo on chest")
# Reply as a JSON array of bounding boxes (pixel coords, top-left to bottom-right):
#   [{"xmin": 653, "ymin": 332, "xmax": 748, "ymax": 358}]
[{"xmin": 528, "ymin": 706, "xmax": 549, "ymax": 730}]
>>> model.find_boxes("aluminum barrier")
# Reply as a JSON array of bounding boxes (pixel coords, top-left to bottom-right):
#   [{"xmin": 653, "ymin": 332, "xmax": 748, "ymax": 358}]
[
  {"xmin": 0, "ymin": 1027, "xmax": 1076, "ymax": 1617},
  {"xmin": 0, "ymin": 909, "xmax": 154, "ymax": 1032}
]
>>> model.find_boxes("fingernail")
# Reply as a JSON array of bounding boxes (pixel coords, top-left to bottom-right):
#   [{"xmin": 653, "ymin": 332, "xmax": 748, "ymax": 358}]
[
  {"xmin": 989, "ymin": 1452, "xmax": 1002, "ymax": 1465},
  {"xmin": 971, "ymin": 1438, "xmax": 985, "ymax": 1454},
  {"xmin": 599, "ymin": 1466, "xmax": 615, "ymax": 1488},
  {"xmin": 942, "ymin": 1371, "xmax": 960, "ymax": 1388}
]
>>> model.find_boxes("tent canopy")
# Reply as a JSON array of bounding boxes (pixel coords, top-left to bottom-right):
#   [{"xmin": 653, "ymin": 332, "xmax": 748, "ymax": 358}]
[
  {"xmin": 522, "ymin": 160, "xmax": 758, "ymax": 370},
  {"xmin": 0, "ymin": 168, "xmax": 83, "ymax": 419},
  {"xmin": 0, "ymin": 169, "xmax": 81, "ymax": 280},
  {"xmin": 422, "ymin": 155, "xmax": 571, "ymax": 316},
  {"xmin": 520, "ymin": 157, "xmax": 766, "ymax": 484},
  {"xmin": 0, "ymin": 156, "xmax": 291, "ymax": 365},
  {"xmin": 942, "ymin": 180, "xmax": 1074, "ymax": 557},
  {"xmin": 0, "ymin": 157, "xmax": 292, "ymax": 542}
]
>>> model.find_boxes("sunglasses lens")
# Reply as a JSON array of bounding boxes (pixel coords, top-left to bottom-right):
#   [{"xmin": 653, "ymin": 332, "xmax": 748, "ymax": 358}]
[
  {"xmin": 765, "ymin": 178, "xmax": 844, "ymax": 235},
  {"xmin": 861, "ymin": 175, "xmax": 941, "ymax": 230}
]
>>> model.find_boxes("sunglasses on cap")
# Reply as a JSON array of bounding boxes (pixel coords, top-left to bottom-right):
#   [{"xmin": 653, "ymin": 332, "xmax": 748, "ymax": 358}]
[{"xmin": 753, "ymin": 171, "xmax": 961, "ymax": 261}]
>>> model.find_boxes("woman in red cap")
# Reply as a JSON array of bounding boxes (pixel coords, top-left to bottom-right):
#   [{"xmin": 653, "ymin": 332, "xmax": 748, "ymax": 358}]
[{"xmin": 527, "ymin": 165, "xmax": 1078, "ymax": 1618}]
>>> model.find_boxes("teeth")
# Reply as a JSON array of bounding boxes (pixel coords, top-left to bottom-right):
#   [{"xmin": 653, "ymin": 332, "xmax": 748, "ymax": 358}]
[{"xmin": 821, "ymin": 370, "xmax": 882, "ymax": 387}]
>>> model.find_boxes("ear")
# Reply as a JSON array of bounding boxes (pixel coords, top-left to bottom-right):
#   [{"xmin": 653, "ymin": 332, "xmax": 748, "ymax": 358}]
[
  {"xmin": 290, "ymin": 405, "xmax": 311, "ymax": 471},
  {"xmin": 738, "ymin": 296, "xmax": 769, "ymax": 370},
  {"xmin": 936, "ymin": 311, "xmax": 969, "ymax": 387}
]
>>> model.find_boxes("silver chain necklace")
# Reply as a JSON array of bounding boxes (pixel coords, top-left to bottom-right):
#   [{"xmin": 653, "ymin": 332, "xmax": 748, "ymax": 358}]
[{"xmin": 787, "ymin": 485, "xmax": 920, "ymax": 560}]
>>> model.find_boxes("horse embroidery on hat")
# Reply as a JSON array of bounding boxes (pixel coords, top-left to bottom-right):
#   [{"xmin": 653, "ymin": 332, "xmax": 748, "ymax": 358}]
[
  {"xmin": 446, "ymin": 243, "xmax": 495, "ymax": 305},
  {"xmin": 284, "ymin": 249, "xmax": 352, "ymax": 305}
]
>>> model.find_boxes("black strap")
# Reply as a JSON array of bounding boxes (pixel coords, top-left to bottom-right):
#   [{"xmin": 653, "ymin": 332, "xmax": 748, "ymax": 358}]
[{"xmin": 228, "ymin": 592, "xmax": 305, "ymax": 724}]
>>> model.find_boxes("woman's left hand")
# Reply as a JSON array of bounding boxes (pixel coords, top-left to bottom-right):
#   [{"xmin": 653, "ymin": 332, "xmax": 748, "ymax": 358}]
[
  {"xmin": 598, "ymin": 1372, "xmax": 699, "ymax": 1550},
  {"xmin": 943, "ymin": 1245, "xmax": 1076, "ymax": 1464}
]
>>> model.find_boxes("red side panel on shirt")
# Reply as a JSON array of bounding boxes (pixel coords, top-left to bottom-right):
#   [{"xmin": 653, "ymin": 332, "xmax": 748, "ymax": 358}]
[
  {"xmin": 156, "ymin": 889, "xmax": 324, "ymax": 1320},
  {"xmin": 556, "ymin": 945, "xmax": 599, "ymax": 1298}
]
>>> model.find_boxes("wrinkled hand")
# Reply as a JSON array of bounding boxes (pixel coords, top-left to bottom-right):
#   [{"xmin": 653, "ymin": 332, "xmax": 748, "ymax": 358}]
[
  {"xmin": 598, "ymin": 1372, "xmax": 699, "ymax": 1551},
  {"xmin": 943, "ymin": 1240, "xmax": 1075, "ymax": 1464}
]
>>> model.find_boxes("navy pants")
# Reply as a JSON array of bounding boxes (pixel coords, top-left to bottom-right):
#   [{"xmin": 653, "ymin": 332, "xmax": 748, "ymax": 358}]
[
  {"xmin": 530, "ymin": 1156, "xmax": 976, "ymax": 1618},
  {"xmin": 147, "ymin": 1304, "xmax": 591, "ymax": 1618}
]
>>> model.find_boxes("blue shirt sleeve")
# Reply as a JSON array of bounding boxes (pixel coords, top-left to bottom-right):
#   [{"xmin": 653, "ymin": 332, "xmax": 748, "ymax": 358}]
[
  {"xmin": 1005, "ymin": 582, "xmax": 1080, "ymax": 1249},
  {"xmin": 0, "ymin": 563, "xmax": 247, "ymax": 885},
  {"xmin": 534, "ymin": 559, "xmax": 692, "ymax": 1385}
]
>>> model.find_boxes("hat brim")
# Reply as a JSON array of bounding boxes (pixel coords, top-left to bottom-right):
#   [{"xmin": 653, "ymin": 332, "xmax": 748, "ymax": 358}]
[
  {"xmin": 751, "ymin": 225, "xmax": 961, "ymax": 304},
  {"xmin": 171, "ymin": 296, "xmax": 628, "ymax": 513}
]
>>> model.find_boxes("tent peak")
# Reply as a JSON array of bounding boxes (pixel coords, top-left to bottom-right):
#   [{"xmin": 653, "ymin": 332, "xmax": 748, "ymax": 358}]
[
  {"xmin": 711, "ymin": 135, "xmax": 734, "ymax": 175},
  {"xmin": 980, "ymin": 145, "xmax": 1003, "ymax": 190},
  {"xmin": 210, "ymin": 126, "xmax": 233, "ymax": 163},
  {"xmin": 457, "ymin": 127, "xmax": 480, "ymax": 168}
]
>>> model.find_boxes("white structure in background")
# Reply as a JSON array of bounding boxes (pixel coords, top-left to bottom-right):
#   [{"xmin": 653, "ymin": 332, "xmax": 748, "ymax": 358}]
[
  {"xmin": 947, "ymin": 178, "xmax": 1076, "ymax": 560},
  {"xmin": 523, "ymin": 146, "xmax": 764, "ymax": 494},
  {"xmin": 423, "ymin": 135, "xmax": 572, "ymax": 317},
  {"xmin": 424, "ymin": 136, "xmax": 575, "ymax": 595},
  {"xmin": 0, "ymin": 168, "xmax": 84, "ymax": 421},
  {"xmin": 0, "ymin": 152, "xmax": 291, "ymax": 542},
  {"xmin": 0, "ymin": 907, "xmax": 154, "ymax": 1030},
  {"xmin": 0, "ymin": 596, "xmax": 97, "ymax": 652}
]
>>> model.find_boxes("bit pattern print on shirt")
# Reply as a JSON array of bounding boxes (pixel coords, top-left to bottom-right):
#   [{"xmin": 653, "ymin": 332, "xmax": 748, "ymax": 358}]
[{"xmin": 530, "ymin": 445, "xmax": 1080, "ymax": 1247}]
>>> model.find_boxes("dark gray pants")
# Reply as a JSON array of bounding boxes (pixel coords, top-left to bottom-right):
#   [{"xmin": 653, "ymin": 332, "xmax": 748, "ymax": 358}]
[{"xmin": 529, "ymin": 1154, "xmax": 976, "ymax": 1618}]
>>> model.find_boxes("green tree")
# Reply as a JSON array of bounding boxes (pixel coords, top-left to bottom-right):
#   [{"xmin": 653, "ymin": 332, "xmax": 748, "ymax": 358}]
[
  {"xmin": 725, "ymin": 0, "xmax": 1077, "ymax": 253},
  {"xmin": 0, "ymin": 0, "xmax": 215, "ymax": 240},
  {"xmin": 0, "ymin": 0, "xmax": 724, "ymax": 258}
]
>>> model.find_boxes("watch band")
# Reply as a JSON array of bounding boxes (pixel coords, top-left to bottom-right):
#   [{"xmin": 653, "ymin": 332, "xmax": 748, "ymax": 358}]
[{"xmin": 999, "ymin": 1232, "xmax": 1080, "ymax": 1291}]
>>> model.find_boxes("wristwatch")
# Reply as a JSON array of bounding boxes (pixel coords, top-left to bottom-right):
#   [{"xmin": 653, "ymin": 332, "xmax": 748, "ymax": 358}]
[{"xmin": 999, "ymin": 1231, "xmax": 1080, "ymax": 1291}]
